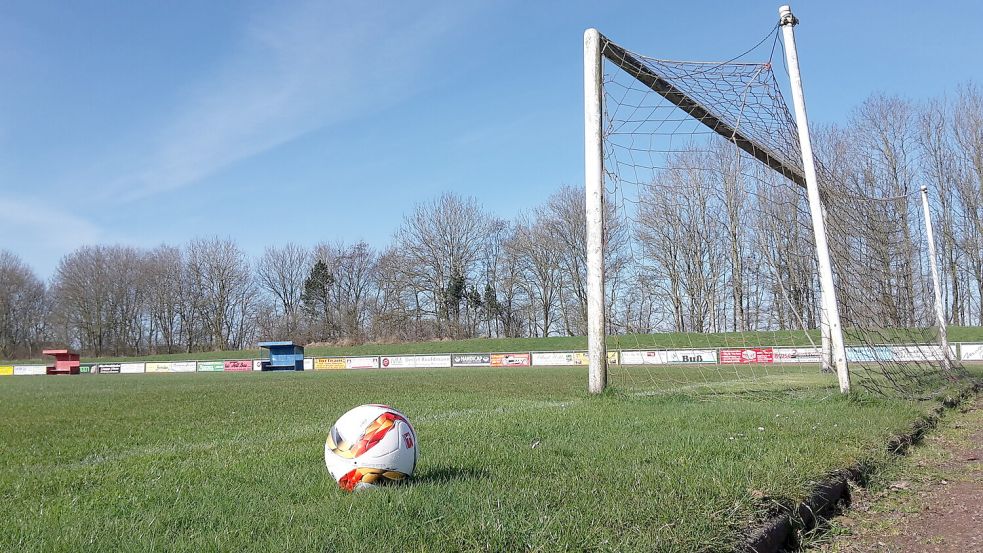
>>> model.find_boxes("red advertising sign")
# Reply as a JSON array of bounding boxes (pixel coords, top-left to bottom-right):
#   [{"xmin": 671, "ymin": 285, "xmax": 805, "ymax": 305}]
[
  {"xmin": 719, "ymin": 348, "xmax": 774, "ymax": 364},
  {"xmin": 490, "ymin": 353, "xmax": 531, "ymax": 367},
  {"xmin": 224, "ymin": 360, "xmax": 252, "ymax": 372}
]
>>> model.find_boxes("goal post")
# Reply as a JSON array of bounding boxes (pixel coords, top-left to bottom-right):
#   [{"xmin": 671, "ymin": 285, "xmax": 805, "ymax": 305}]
[
  {"xmin": 778, "ymin": 5, "xmax": 850, "ymax": 392},
  {"xmin": 919, "ymin": 185, "xmax": 953, "ymax": 374},
  {"xmin": 583, "ymin": 5, "xmax": 852, "ymax": 394},
  {"xmin": 584, "ymin": 28, "xmax": 607, "ymax": 394}
]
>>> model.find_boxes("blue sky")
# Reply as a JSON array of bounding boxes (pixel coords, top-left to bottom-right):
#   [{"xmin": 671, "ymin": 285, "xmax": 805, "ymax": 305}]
[{"xmin": 2, "ymin": 1, "xmax": 981, "ymax": 277}]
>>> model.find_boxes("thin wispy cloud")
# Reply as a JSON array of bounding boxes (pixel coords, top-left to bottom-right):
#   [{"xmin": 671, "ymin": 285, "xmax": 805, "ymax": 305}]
[
  {"xmin": 0, "ymin": 197, "xmax": 103, "ymax": 272},
  {"xmin": 107, "ymin": 1, "xmax": 474, "ymax": 203}
]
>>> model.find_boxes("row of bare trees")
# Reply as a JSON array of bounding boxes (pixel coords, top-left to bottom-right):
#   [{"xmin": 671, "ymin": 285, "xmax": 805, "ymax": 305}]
[
  {"xmin": 619, "ymin": 85, "xmax": 982, "ymax": 336},
  {"xmin": 0, "ymin": 86, "xmax": 980, "ymax": 359},
  {"xmin": 0, "ymin": 185, "xmax": 618, "ymax": 358},
  {"xmin": 822, "ymin": 85, "xmax": 983, "ymax": 329}
]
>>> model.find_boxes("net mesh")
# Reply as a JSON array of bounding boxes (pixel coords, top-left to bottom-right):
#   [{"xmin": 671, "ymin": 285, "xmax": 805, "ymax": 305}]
[{"xmin": 597, "ymin": 27, "xmax": 966, "ymax": 398}]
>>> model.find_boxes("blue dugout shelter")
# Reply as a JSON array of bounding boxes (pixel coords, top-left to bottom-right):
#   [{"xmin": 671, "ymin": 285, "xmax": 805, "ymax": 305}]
[{"xmin": 258, "ymin": 341, "xmax": 305, "ymax": 371}]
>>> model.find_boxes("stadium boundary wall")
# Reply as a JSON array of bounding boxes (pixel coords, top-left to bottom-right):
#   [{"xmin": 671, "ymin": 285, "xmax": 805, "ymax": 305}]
[{"xmin": 2, "ymin": 343, "xmax": 980, "ymax": 377}]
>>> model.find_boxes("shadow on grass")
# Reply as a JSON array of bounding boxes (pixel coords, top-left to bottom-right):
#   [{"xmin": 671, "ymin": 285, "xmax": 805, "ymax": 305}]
[{"xmin": 412, "ymin": 466, "xmax": 490, "ymax": 485}]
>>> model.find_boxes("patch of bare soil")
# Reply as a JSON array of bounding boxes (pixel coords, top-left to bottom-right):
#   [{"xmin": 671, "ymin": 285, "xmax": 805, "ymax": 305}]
[{"xmin": 810, "ymin": 396, "xmax": 982, "ymax": 553}]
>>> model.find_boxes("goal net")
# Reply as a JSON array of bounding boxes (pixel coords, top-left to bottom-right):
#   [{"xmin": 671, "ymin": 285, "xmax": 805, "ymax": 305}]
[{"xmin": 585, "ymin": 15, "xmax": 966, "ymax": 398}]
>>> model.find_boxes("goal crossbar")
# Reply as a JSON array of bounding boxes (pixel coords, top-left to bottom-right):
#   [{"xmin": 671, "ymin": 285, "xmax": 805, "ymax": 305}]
[{"xmin": 599, "ymin": 36, "xmax": 807, "ymax": 188}]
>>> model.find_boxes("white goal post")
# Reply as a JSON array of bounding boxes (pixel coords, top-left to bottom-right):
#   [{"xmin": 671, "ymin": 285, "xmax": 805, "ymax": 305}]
[{"xmin": 583, "ymin": 5, "xmax": 852, "ymax": 394}]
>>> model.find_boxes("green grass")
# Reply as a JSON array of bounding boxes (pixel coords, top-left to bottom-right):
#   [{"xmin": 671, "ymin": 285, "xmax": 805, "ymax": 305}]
[
  {"xmin": 0, "ymin": 365, "xmax": 953, "ymax": 552},
  {"xmin": 6, "ymin": 325, "xmax": 982, "ymax": 365}
]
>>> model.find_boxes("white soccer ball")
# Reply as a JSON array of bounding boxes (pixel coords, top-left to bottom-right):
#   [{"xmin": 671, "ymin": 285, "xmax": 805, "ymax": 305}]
[{"xmin": 324, "ymin": 404, "xmax": 418, "ymax": 491}]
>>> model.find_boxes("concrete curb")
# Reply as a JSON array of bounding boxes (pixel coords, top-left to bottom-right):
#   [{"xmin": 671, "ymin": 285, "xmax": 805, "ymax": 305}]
[{"xmin": 741, "ymin": 384, "xmax": 979, "ymax": 552}]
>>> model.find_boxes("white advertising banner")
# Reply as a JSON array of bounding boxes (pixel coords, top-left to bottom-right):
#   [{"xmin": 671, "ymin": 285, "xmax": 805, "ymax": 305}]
[
  {"xmin": 171, "ymin": 361, "xmax": 197, "ymax": 373},
  {"xmin": 620, "ymin": 351, "xmax": 657, "ymax": 365},
  {"xmin": 621, "ymin": 350, "xmax": 717, "ymax": 365},
  {"xmin": 665, "ymin": 349, "xmax": 716, "ymax": 364},
  {"xmin": 13, "ymin": 365, "xmax": 46, "ymax": 376},
  {"xmin": 773, "ymin": 347, "xmax": 823, "ymax": 364},
  {"xmin": 303, "ymin": 358, "xmax": 313, "ymax": 371},
  {"xmin": 414, "ymin": 355, "xmax": 452, "ymax": 368},
  {"xmin": 380, "ymin": 356, "xmax": 416, "ymax": 368},
  {"xmin": 890, "ymin": 345, "xmax": 945, "ymax": 362},
  {"xmin": 253, "ymin": 359, "xmax": 264, "ymax": 371},
  {"xmin": 961, "ymin": 343, "xmax": 983, "ymax": 361},
  {"xmin": 531, "ymin": 352, "xmax": 581, "ymax": 366},
  {"xmin": 530, "ymin": 351, "xmax": 619, "ymax": 366},
  {"xmin": 120, "ymin": 363, "xmax": 145, "ymax": 374},
  {"xmin": 345, "ymin": 357, "xmax": 380, "ymax": 369},
  {"xmin": 380, "ymin": 355, "xmax": 452, "ymax": 369}
]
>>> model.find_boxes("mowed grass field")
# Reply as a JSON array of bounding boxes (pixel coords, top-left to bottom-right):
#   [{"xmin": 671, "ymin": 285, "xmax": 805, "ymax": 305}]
[{"xmin": 1, "ymin": 364, "xmax": 963, "ymax": 552}]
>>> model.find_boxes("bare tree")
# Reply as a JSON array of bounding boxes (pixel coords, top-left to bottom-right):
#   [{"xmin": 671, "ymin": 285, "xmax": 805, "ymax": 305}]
[
  {"xmin": 637, "ymin": 151, "xmax": 725, "ymax": 333},
  {"xmin": 952, "ymin": 84, "xmax": 983, "ymax": 324},
  {"xmin": 918, "ymin": 98, "xmax": 964, "ymax": 324},
  {"xmin": 49, "ymin": 245, "xmax": 147, "ymax": 355},
  {"xmin": 309, "ymin": 241, "xmax": 377, "ymax": 341},
  {"xmin": 850, "ymin": 95, "xmax": 921, "ymax": 327},
  {"xmin": 143, "ymin": 245, "xmax": 183, "ymax": 353},
  {"xmin": 257, "ymin": 243, "xmax": 310, "ymax": 338},
  {"xmin": 479, "ymin": 218, "xmax": 510, "ymax": 338},
  {"xmin": 510, "ymin": 215, "xmax": 562, "ymax": 337},
  {"xmin": 395, "ymin": 193, "xmax": 488, "ymax": 337},
  {"xmin": 185, "ymin": 237, "xmax": 256, "ymax": 350},
  {"xmin": 0, "ymin": 251, "xmax": 47, "ymax": 359},
  {"xmin": 371, "ymin": 246, "xmax": 418, "ymax": 341}
]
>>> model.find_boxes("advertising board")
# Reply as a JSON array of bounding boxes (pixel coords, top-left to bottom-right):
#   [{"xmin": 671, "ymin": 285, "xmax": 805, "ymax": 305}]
[
  {"xmin": 119, "ymin": 363, "xmax": 145, "ymax": 374},
  {"xmin": 97, "ymin": 363, "xmax": 121, "ymax": 374},
  {"xmin": 303, "ymin": 358, "xmax": 313, "ymax": 371},
  {"xmin": 962, "ymin": 343, "xmax": 983, "ymax": 361},
  {"xmin": 345, "ymin": 357, "xmax": 380, "ymax": 369},
  {"xmin": 720, "ymin": 348, "xmax": 774, "ymax": 364},
  {"xmin": 515, "ymin": 351, "xmax": 621, "ymax": 366},
  {"xmin": 13, "ymin": 365, "xmax": 45, "ymax": 375},
  {"xmin": 0, "ymin": 365, "xmax": 13, "ymax": 376},
  {"xmin": 224, "ymin": 360, "xmax": 253, "ymax": 372},
  {"xmin": 531, "ymin": 352, "xmax": 580, "ymax": 366},
  {"xmin": 171, "ymin": 361, "xmax": 196, "ymax": 373},
  {"xmin": 414, "ymin": 355, "xmax": 452, "ymax": 368},
  {"xmin": 380, "ymin": 356, "xmax": 416, "ymax": 368},
  {"xmin": 197, "ymin": 361, "xmax": 224, "ymax": 372},
  {"xmin": 314, "ymin": 358, "xmax": 345, "ymax": 370},
  {"xmin": 772, "ymin": 347, "xmax": 823, "ymax": 364},
  {"xmin": 890, "ymin": 345, "xmax": 946, "ymax": 362},
  {"xmin": 846, "ymin": 346, "xmax": 894, "ymax": 362},
  {"xmin": 621, "ymin": 350, "xmax": 717, "ymax": 365},
  {"xmin": 451, "ymin": 354, "xmax": 490, "ymax": 367},
  {"xmin": 490, "ymin": 353, "xmax": 531, "ymax": 367},
  {"xmin": 380, "ymin": 355, "xmax": 453, "ymax": 369},
  {"xmin": 145, "ymin": 362, "xmax": 173, "ymax": 373}
]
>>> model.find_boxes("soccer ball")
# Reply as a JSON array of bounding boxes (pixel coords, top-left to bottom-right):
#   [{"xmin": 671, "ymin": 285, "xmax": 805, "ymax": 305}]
[{"xmin": 324, "ymin": 404, "xmax": 418, "ymax": 491}]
